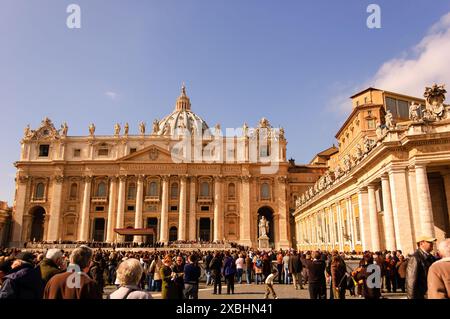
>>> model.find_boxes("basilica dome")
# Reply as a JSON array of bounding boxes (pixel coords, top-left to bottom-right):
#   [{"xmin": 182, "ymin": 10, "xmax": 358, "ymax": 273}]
[{"xmin": 155, "ymin": 85, "xmax": 210, "ymax": 136}]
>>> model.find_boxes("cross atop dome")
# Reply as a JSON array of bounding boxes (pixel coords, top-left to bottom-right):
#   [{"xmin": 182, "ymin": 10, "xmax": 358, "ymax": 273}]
[{"xmin": 176, "ymin": 83, "xmax": 191, "ymax": 111}]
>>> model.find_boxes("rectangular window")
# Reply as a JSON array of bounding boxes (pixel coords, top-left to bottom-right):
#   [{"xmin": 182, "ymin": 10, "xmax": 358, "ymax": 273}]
[
  {"xmin": 98, "ymin": 148, "xmax": 109, "ymax": 156},
  {"xmin": 397, "ymin": 100, "xmax": 409, "ymax": 119},
  {"xmin": 95, "ymin": 206, "xmax": 105, "ymax": 212},
  {"xmin": 130, "ymin": 148, "xmax": 137, "ymax": 154},
  {"xmin": 39, "ymin": 145, "xmax": 50, "ymax": 157},
  {"xmin": 367, "ymin": 119, "xmax": 375, "ymax": 129},
  {"xmin": 73, "ymin": 149, "xmax": 81, "ymax": 157},
  {"xmin": 127, "ymin": 205, "xmax": 135, "ymax": 211},
  {"xmin": 170, "ymin": 205, "xmax": 178, "ymax": 211},
  {"xmin": 386, "ymin": 97, "xmax": 398, "ymax": 118},
  {"xmin": 201, "ymin": 206, "xmax": 209, "ymax": 211}
]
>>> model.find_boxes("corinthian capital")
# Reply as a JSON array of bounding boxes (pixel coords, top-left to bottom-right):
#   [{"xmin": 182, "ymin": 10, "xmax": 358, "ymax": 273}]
[
  {"xmin": 161, "ymin": 175, "xmax": 170, "ymax": 182},
  {"xmin": 53, "ymin": 175, "xmax": 64, "ymax": 184},
  {"xmin": 213, "ymin": 175, "xmax": 223, "ymax": 183},
  {"xmin": 277, "ymin": 176, "xmax": 287, "ymax": 183},
  {"xmin": 241, "ymin": 175, "xmax": 251, "ymax": 183},
  {"xmin": 83, "ymin": 176, "xmax": 93, "ymax": 183},
  {"xmin": 136, "ymin": 174, "xmax": 145, "ymax": 182},
  {"xmin": 18, "ymin": 175, "xmax": 30, "ymax": 184},
  {"xmin": 118, "ymin": 175, "xmax": 128, "ymax": 182}
]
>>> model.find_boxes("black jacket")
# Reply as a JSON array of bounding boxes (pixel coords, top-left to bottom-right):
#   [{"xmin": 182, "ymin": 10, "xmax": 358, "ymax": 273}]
[
  {"xmin": 406, "ymin": 249, "xmax": 435, "ymax": 299},
  {"xmin": 0, "ymin": 263, "xmax": 44, "ymax": 299},
  {"xmin": 209, "ymin": 256, "xmax": 222, "ymax": 275},
  {"xmin": 306, "ymin": 259, "xmax": 326, "ymax": 284},
  {"xmin": 288, "ymin": 254, "xmax": 303, "ymax": 274}
]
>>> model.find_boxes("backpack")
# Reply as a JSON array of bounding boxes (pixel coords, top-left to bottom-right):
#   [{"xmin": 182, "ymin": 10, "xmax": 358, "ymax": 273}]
[{"xmin": 256, "ymin": 259, "xmax": 262, "ymax": 268}]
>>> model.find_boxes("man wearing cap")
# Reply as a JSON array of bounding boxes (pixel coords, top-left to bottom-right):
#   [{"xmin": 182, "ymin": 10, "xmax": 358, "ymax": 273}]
[
  {"xmin": 0, "ymin": 252, "xmax": 44, "ymax": 299},
  {"xmin": 38, "ymin": 248, "xmax": 65, "ymax": 286},
  {"xmin": 406, "ymin": 235, "xmax": 437, "ymax": 299}
]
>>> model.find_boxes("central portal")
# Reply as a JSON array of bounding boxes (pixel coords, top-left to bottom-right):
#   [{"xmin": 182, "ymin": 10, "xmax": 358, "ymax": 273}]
[{"xmin": 257, "ymin": 206, "xmax": 274, "ymax": 248}]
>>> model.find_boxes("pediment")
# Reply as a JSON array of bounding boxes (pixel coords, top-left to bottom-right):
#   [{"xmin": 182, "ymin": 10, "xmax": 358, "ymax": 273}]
[{"xmin": 119, "ymin": 144, "xmax": 183, "ymax": 163}]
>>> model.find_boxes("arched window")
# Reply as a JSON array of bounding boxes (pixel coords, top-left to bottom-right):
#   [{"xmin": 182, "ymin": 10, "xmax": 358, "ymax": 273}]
[
  {"xmin": 35, "ymin": 183, "xmax": 45, "ymax": 199},
  {"xmin": 260, "ymin": 183, "xmax": 270, "ymax": 200},
  {"xmin": 147, "ymin": 181, "xmax": 158, "ymax": 197},
  {"xmin": 127, "ymin": 183, "xmax": 136, "ymax": 200},
  {"xmin": 96, "ymin": 182, "xmax": 107, "ymax": 197},
  {"xmin": 259, "ymin": 144, "xmax": 270, "ymax": 157},
  {"xmin": 171, "ymin": 183, "xmax": 179, "ymax": 199},
  {"xmin": 200, "ymin": 182, "xmax": 210, "ymax": 197},
  {"xmin": 228, "ymin": 183, "xmax": 236, "ymax": 199},
  {"xmin": 69, "ymin": 183, "xmax": 78, "ymax": 199}
]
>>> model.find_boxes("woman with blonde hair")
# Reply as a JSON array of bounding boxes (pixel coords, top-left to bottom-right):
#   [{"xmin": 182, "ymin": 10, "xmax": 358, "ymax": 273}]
[{"xmin": 109, "ymin": 258, "xmax": 152, "ymax": 299}]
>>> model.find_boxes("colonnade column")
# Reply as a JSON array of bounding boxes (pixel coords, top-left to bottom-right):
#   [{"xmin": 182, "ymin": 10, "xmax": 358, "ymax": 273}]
[
  {"xmin": 188, "ymin": 176, "xmax": 197, "ymax": 241},
  {"xmin": 78, "ymin": 176, "xmax": 92, "ymax": 241},
  {"xmin": 115, "ymin": 175, "xmax": 126, "ymax": 242},
  {"xmin": 133, "ymin": 175, "xmax": 144, "ymax": 243},
  {"xmin": 106, "ymin": 176, "xmax": 117, "ymax": 243},
  {"xmin": 415, "ymin": 164, "xmax": 435, "ymax": 238},
  {"xmin": 178, "ymin": 175, "xmax": 187, "ymax": 241},
  {"xmin": 358, "ymin": 187, "xmax": 370, "ymax": 251},
  {"xmin": 213, "ymin": 176, "xmax": 223, "ymax": 242},
  {"xmin": 239, "ymin": 176, "xmax": 252, "ymax": 247},
  {"xmin": 367, "ymin": 184, "xmax": 381, "ymax": 252},
  {"xmin": 276, "ymin": 176, "xmax": 290, "ymax": 249},
  {"xmin": 46, "ymin": 175, "xmax": 64, "ymax": 241},
  {"xmin": 380, "ymin": 174, "xmax": 397, "ymax": 251},
  {"xmin": 159, "ymin": 176, "xmax": 169, "ymax": 244}
]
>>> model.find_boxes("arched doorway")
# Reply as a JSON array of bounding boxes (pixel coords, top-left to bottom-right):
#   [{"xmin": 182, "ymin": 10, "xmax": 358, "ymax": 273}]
[
  {"xmin": 146, "ymin": 218, "xmax": 158, "ymax": 244},
  {"xmin": 29, "ymin": 206, "xmax": 45, "ymax": 242},
  {"xmin": 169, "ymin": 226, "xmax": 178, "ymax": 242},
  {"xmin": 92, "ymin": 218, "xmax": 105, "ymax": 242},
  {"xmin": 199, "ymin": 218, "xmax": 211, "ymax": 241},
  {"xmin": 257, "ymin": 206, "xmax": 274, "ymax": 246}
]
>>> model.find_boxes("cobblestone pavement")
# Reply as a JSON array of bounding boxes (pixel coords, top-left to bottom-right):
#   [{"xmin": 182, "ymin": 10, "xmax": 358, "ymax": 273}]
[{"xmin": 104, "ymin": 283, "xmax": 407, "ymax": 300}]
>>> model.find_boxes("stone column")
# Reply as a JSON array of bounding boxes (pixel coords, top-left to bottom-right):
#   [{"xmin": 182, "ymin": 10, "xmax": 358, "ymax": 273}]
[
  {"xmin": 276, "ymin": 176, "xmax": 290, "ymax": 249},
  {"xmin": 188, "ymin": 176, "xmax": 197, "ymax": 241},
  {"xmin": 358, "ymin": 188, "xmax": 371, "ymax": 251},
  {"xmin": 381, "ymin": 174, "xmax": 397, "ymax": 251},
  {"xmin": 213, "ymin": 176, "xmax": 223, "ymax": 242},
  {"xmin": 336, "ymin": 203, "xmax": 344, "ymax": 252},
  {"xmin": 46, "ymin": 175, "xmax": 64, "ymax": 241},
  {"xmin": 11, "ymin": 176, "xmax": 30, "ymax": 246},
  {"xmin": 106, "ymin": 176, "xmax": 117, "ymax": 243},
  {"xmin": 443, "ymin": 173, "xmax": 450, "ymax": 232},
  {"xmin": 347, "ymin": 198, "xmax": 356, "ymax": 251},
  {"xmin": 367, "ymin": 184, "xmax": 381, "ymax": 252},
  {"xmin": 133, "ymin": 175, "xmax": 144, "ymax": 243},
  {"xmin": 239, "ymin": 176, "xmax": 252, "ymax": 247},
  {"xmin": 115, "ymin": 175, "xmax": 126, "ymax": 242},
  {"xmin": 178, "ymin": 175, "xmax": 187, "ymax": 241},
  {"xmin": 415, "ymin": 164, "xmax": 436, "ymax": 238},
  {"xmin": 389, "ymin": 167, "xmax": 415, "ymax": 253},
  {"xmin": 78, "ymin": 176, "xmax": 92, "ymax": 241},
  {"xmin": 159, "ymin": 176, "xmax": 169, "ymax": 243}
]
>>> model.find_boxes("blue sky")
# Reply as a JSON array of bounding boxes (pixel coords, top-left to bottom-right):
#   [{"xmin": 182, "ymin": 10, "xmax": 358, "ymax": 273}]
[{"xmin": 1, "ymin": 0, "xmax": 450, "ymax": 203}]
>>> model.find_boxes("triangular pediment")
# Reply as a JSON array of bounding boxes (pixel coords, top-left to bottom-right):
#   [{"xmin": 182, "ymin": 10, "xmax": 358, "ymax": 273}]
[{"xmin": 119, "ymin": 144, "xmax": 183, "ymax": 163}]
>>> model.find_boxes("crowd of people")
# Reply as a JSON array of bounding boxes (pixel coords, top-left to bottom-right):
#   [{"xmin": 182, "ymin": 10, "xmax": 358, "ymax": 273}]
[{"xmin": 0, "ymin": 236, "xmax": 448, "ymax": 299}]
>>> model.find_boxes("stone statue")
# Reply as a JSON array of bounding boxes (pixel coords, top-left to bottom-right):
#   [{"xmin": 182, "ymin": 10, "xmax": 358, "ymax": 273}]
[
  {"xmin": 355, "ymin": 144, "xmax": 363, "ymax": 160},
  {"xmin": 242, "ymin": 123, "xmax": 249, "ymax": 137},
  {"xmin": 409, "ymin": 102, "xmax": 421, "ymax": 122},
  {"xmin": 343, "ymin": 155, "xmax": 352, "ymax": 172},
  {"xmin": 114, "ymin": 123, "xmax": 121, "ymax": 135},
  {"xmin": 258, "ymin": 216, "xmax": 269, "ymax": 238},
  {"xmin": 424, "ymin": 83, "xmax": 446, "ymax": 121},
  {"xmin": 214, "ymin": 124, "xmax": 221, "ymax": 136},
  {"xmin": 124, "ymin": 123, "xmax": 129, "ymax": 136},
  {"xmin": 385, "ymin": 110, "xmax": 395, "ymax": 129},
  {"xmin": 279, "ymin": 127, "xmax": 285, "ymax": 140},
  {"xmin": 89, "ymin": 123, "xmax": 95, "ymax": 136},
  {"xmin": 139, "ymin": 121, "xmax": 146, "ymax": 135},
  {"xmin": 60, "ymin": 122, "xmax": 68, "ymax": 137},
  {"xmin": 24, "ymin": 124, "xmax": 31, "ymax": 138},
  {"xmin": 152, "ymin": 119, "xmax": 159, "ymax": 134},
  {"xmin": 363, "ymin": 136, "xmax": 374, "ymax": 154},
  {"xmin": 162, "ymin": 122, "xmax": 170, "ymax": 135}
]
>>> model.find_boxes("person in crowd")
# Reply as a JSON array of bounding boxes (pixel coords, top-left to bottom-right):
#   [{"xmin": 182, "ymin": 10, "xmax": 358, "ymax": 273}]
[
  {"xmin": 384, "ymin": 253, "xmax": 397, "ymax": 293},
  {"xmin": 396, "ymin": 254, "xmax": 407, "ymax": 293},
  {"xmin": 264, "ymin": 269, "xmax": 278, "ymax": 299},
  {"xmin": 172, "ymin": 255, "xmax": 185, "ymax": 299},
  {"xmin": 109, "ymin": 258, "xmax": 151, "ymax": 299},
  {"xmin": 204, "ymin": 252, "xmax": 213, "ymax": 286},
  {"xmin": 235, "ymin": 253, "xmax": 245, "ymax": 284},
  {"xmin": 406, "ymin": 236, "xmax": 437, "ymax": 299},
  {"xmin": 0, "ymin": 258, "xmax": 13, "ymax": 287},
  {"xmin": 38, "ymin": 248, "xmax": 65, "ymax": 286},
  {"xmin": 301, "ymin": 253, "xmax": 309, "ymax": 286},
  {"xmin": 183, "ymin": 254, "xmax": 201, "ymax": 299},
  {"xmin": 160, "ymin": 254, "xmax": 177, "ymax": 299},
  {"xmin": 262, "ymin": 253, "xmax": 271, "ymax": 282},
  {"xmin": 44, "ymin": 245, "xmax": 102, "ymax": 299},
  {"xmin": 245, "ymin": 253, "xmax": 253, "ymax": 284},
  {"xmin": 209, "ymin": 251, "xmax": 223, "ymax": 295},
  {"xmin": 306, "ymin": 251, "xmax": 326, "ymax": 299},
  {"xmin": 330, "ymin": 254, "xmax": 346, "ymax": 299},
  {"xmin": 150, "ymin": 255, "xmax": 163, "ymax": 292},
  {"xmin": 288, "ymin": 250, "xmax": 303, "ymax": 290},
  {"xmin": 353, "ymin": 253, "xmax": 381, "ymax": 299},
  {"xmin": 89, "ymin": 254, "xmax": 105, "ymax": 295},
  {"xmin": 223, "ymin": 251, "xmax": 236, "ymax": 294},
  {"xmin": 427, "ymin": 238, "xmax": 450, "ymax": 299},
  {"xmin": 253, "ymin": 254, "xmax": 263, "ymax": 285},
  {"xmin": 0, "ymin": 252, "xmax": 43, "ymax": 299},
  {"xmin": 276, "ymin": 250, "xmax": 283, "ymax": 284},
  {"xmin": 282, "ymin": 251, "xmax": 290, "ymax": 285}
]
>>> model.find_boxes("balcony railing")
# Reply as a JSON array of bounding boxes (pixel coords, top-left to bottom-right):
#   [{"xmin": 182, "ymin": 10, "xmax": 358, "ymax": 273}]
[
  {"xmin": 91, "ymin": 196, "xmax": 108, "ymax": 203},
  {"xmin": 144, "ymin": 196, "xmax": 160, "ymax": 203},
  {"xmin": 31, "ymin": 197, "xmax": 46, "ymax": 203},
  {"xmin": 197, "ymin": 196, "xmax": 212, "ymax": 203}
]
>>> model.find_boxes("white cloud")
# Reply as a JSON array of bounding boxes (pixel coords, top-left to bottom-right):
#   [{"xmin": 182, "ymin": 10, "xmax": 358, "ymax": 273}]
[
  {"xmin": 334, "ymin": 12, "xmax": 450, "ymax": 114},
  {"xmin": 105, "ymin": 91, "xmax": 118, "ymax": 100}
]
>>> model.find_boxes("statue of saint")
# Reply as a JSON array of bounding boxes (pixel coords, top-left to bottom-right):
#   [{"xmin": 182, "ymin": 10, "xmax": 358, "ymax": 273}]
[
  {"xmin": 152, "ymin": 119, "xmax": 159, "ymax": 134},
  {"xmin": 89, "ymin": 123, "xmax": 95, "ymax": 136},
  {"xmin": 124, "ymin": 122, "xmax": 129, "ymax": 136},
  {"xmin": 385, "ymin": 110, "xmax": 395, "ymax": 129},
  {"xmin": 259, "ymin": 216, "xmax": 269, "ymax": 237},
  {"xmin": 242, "ymin": 123, "xmax": 248, "ymax": 137},
  {"xmin": 61, "ymin": 122, "xmax": 68, "ymax": 137},
  {"xmin": 409, "ymin": 102, "xmax": 421, "ymax": 122},
  {"xmin": 139, "ymin": 121, "xmax": 146, "ymax": 135},
  {"xmin": 114, "ymin": 123, "xmax": 121, "ymax": 135},
  {"xmin": 24, "ymin": 124, "xmax": 31, "ymax": 138}
]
